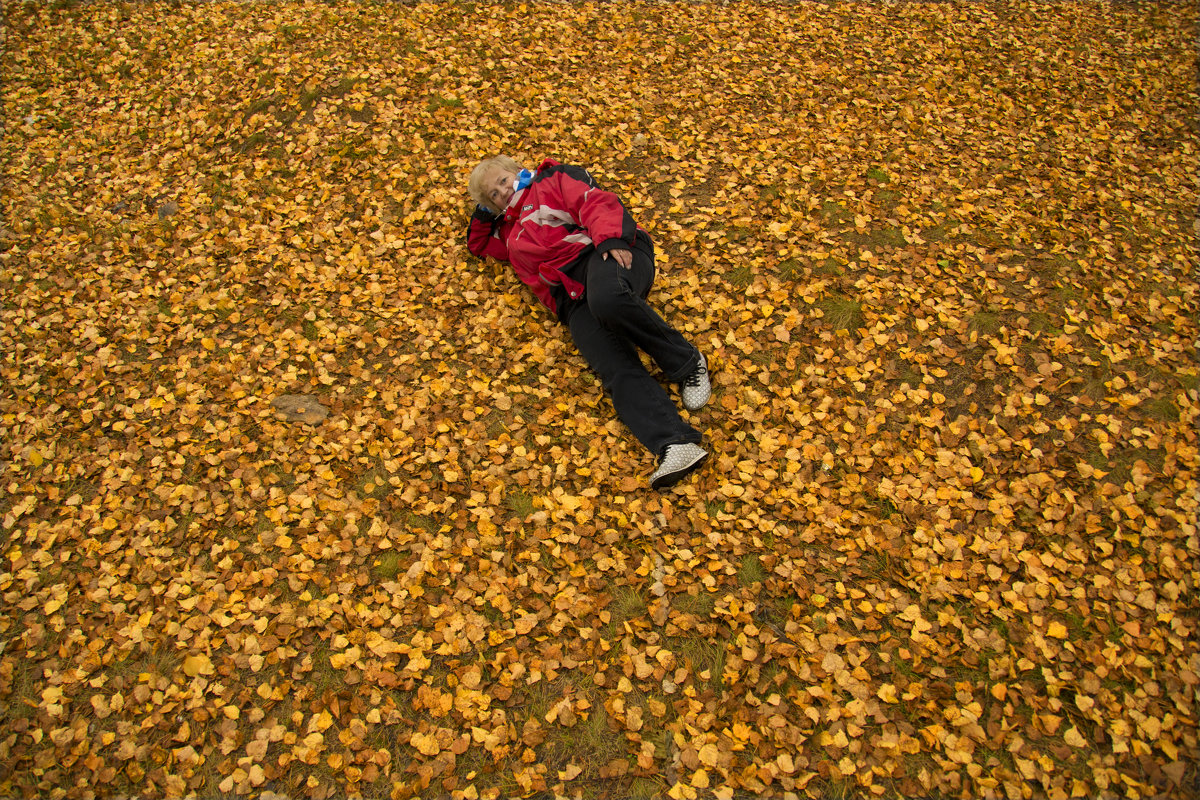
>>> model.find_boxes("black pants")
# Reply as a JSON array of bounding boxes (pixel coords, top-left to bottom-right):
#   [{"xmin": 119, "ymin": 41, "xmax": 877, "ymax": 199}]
[{"xmin": 562, "ymin": 234, "xmax": 703, "ymax": 457}]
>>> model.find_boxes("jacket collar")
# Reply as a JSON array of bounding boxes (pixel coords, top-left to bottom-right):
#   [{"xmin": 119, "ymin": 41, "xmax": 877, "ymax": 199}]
[{"xmin": 503, "ymin": 187, "xmax": 527, "ymax": 222}]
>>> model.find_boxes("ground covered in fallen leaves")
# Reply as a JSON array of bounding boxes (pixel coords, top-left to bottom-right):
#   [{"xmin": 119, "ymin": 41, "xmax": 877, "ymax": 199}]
[{"xmin": 2, "ymin": 1, "xmax": 1198, "ymax": 798}]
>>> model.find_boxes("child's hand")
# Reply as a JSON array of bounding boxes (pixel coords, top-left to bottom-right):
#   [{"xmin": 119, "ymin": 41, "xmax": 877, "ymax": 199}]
[{"xmin": 603, "ymin": 249, "xmax": 633, "ymax": 269}]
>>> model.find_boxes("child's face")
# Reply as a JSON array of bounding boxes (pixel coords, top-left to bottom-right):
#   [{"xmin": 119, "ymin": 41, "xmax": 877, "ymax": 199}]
[{"xmin": 483, "ymin": 167, "xmax": 518, "ymax": 211}]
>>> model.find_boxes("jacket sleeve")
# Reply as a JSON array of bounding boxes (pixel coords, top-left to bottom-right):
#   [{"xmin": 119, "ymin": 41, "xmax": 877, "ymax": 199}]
[
  {"xmin": 467, "ymin": 205, "xmax": 558, "ymax": 314},
  {"xmin": 466, "ymin": 206, "xmax": 510, "ymax": 262},
  {"xmin": 552, "ymin": 165, "xmax": 638, "ymax": 255}
]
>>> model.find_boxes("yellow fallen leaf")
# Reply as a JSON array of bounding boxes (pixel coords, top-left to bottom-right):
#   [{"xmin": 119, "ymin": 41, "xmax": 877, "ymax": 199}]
[
  {"xmin": 329, "ymin": 646, "xmax": 362, "ymax": 670},
  {"xmin": 1063, "ymin": 726, "xmax": 1087, "ymax": 747},
  {"xmin": 1046, "ymin": 621, "xmax": 1069, "ymax": 639},
  {"xmin": 411, "ymin": 731, "xmax": 440, "ymax": 756},
  {"xmin": 182, "ymin": 654, "xmax": 214, "ymax": 677},
  {"xmin": 406, "ymin": 650, "xmax": 431, "ymax": 674}
]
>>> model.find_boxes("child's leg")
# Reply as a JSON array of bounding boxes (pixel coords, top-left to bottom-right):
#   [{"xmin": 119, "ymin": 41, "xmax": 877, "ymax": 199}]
[
  {"xmin": 567, "ymin": 303, "xmax": 702, "ymax": 457},
  {"xmin": 583, "ymin": 239, "xmax": 701, "ymax": 383}
]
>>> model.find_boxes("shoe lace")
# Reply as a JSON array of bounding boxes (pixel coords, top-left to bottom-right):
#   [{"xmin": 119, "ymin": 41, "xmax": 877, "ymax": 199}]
[{"xmin": 684, "ymin": 363, "xmax": 707, "ymax": 388}]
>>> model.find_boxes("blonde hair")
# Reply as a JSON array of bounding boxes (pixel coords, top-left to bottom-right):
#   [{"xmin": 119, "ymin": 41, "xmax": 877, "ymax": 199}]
[{"xmin": 469, "ymin": 155, "xmax": 525, "ymax": 213}]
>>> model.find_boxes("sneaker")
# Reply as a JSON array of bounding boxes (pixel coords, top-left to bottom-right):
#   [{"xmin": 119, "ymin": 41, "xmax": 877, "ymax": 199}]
[
  {"xmin": 681, "ymin": 352, "xmax": 711, "ymax": 411},
  {"xmin": 650, "ymin": 443, "xmax": 708, "ymax": 489}
]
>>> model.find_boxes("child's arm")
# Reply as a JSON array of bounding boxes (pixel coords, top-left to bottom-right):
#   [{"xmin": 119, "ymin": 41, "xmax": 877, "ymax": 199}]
[
  {"xmin": 467, "ymin": 205, "xmax": 559, "ymax": 313},
  {"xmin": 466, "ymin": 205, "xmax": 511, "ymax": 261}
]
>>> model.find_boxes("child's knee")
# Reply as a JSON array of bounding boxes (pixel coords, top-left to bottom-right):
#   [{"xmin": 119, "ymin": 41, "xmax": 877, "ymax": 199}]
[
  {"xmin": 587, "ymin": 277, "xmax": 637, "ymax": 325},
  {"xmin": 587, "ymin": 294, "xmax": 619, "ymax": 327}
]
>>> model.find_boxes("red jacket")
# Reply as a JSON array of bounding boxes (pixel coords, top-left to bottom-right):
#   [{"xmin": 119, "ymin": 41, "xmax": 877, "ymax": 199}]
[{"xmin": 467, "ymin": 158, "xmax": 640, "ymax": 315}]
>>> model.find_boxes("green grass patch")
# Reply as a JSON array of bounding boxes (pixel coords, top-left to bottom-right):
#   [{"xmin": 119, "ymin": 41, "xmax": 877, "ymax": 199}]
[
  {"xmin": 856, "ymin": 225, "xmax": 906, "ymax": 249},
  {"xmin": 522, "ymin": 677, "xmax": 567, "ymax": 722},
  {"xmin": 874, "ymin": 495, "xmax": 900, "ymax": 518},
  {"xmin": 628, "ymin": 777, "xmax": 662, "ymax": 799},
  {"xmin": 759, "ymin": 183, "xmax": 784, "ymax": 202},
  {"xmin": 725, "ymin": 225, "xmax": 754, "ymax": 243},
  {"xmin": 816, "ymin": 294, "xmax": 864, "ymax": 332},
  {"xmin": 371, "ymin": 551, "xmax": 403, "ymax": 581},
  {"xmin": 543, "ymin": 702, "xmax": 627, "ymax": 778},
  {"xmin": 244, "ymin": 96, "xmax": 275, "ymax": 118},
  {"xmin": 608, "ymin": 586, "xmax": 647, "ymax": 625},
  {"xmin": 1139, "ymin": 395, "xmax": 1179, "ymax": 422},
  {"xmin": 330, "ymin": 77, "xmax": 365, "ymax": 97},
  {"xmin": 726, "ymin": 264, "xmax": 754, "ymax": 288},
  {"xmin": 675, "ymin": 636, "xmax": 727, "ymax": 691},
  {"xmin": 353, "ymin": 464, "xmax": 391, "ymax": 500},
  {"xmin": 426, "ymin": 94, "xmax": 464, "ymax": 112},
  {"xmin": 1029, "ymin": 253, "xmax": 1073, "ymax": 283},
  {"xmin": 506, "ymin": 490, "xmax": 535, "ymax": 517},
  {"xmin": 968, "ymin": 306, "xmax": 1003, "ymax": 336},
  {"xmin": 737, "ymin": 554, "xmax": 767, "ymax": 587},
  {"xmin": 299, "ymin": 87, "xmax": 324, "ymax": 110},
  {"xmin": 776, "ymin": 257, "xmax": 803, "ymax": 281},
  {"xmin": 402, "ymin": 513, "xmax": 440, "ymax": 536},
  {"xmin": 820, "ymin": 200, "xmax": 850, "ymax": 225},
  {"xmin": 238, "ymin": 131, "xmax": 270, "ymax": 153},
  {"xmin": 1025, "ymin": 311, "xmax": 1058, "ymax": 334},
  {"xmin": 1177, "ymin": 370, "xmax": 1200, "ymax": 394},
  {"xmin": 875, "ymin": 188, "xmax": 900, "ymax": 207},
  {"xmin": 348, "ymin": 104, "xmax": 375, "ymax": 124},
  {"xmin": 1083, "ymin": 443, "xmax": 1131, "ymax": 486},
  {"xmin": 922, "ymin": 223, "xmax": 950, "ymax": 242},
  {"xmin": 1079, "ymin": 361, "xmax": 1114, "ymax": 402},
  {"xmin": 806, "ymin": 776, "xmax": 860, "ymax": 800},
  {"xmin": 813, "ymin": 257, "xmax": 845, "ymax": 278},
  {"xmin": 1051, "ymin": 281, "xmax": 1085, "ymax": 308},
  {"xmin": 673, "ymin": 591, "xmax": 717, "ymax": 619},
  {"xmin": 298, "ymin": 641, "xmax": 346, "ymax": 696},
  {"xmin": 866, "ymin": 166, "xmax": 891, "ymax": 184}
]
